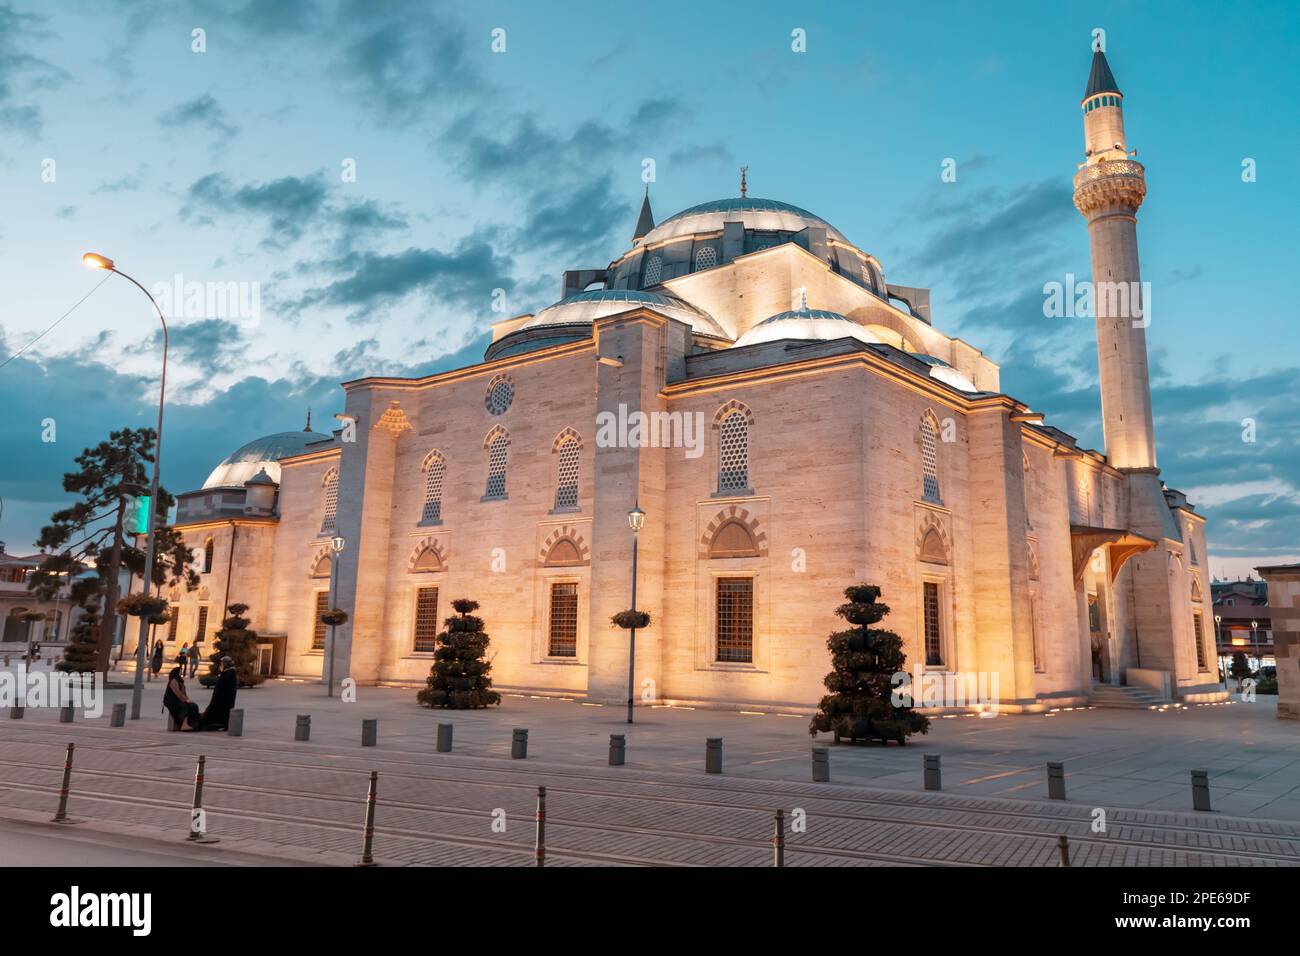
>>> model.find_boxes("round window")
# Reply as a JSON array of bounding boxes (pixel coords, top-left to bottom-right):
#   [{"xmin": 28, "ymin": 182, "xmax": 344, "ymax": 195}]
[{"xmin": 485, "ymin": 376, "xmax": 514, "ymax": 415}]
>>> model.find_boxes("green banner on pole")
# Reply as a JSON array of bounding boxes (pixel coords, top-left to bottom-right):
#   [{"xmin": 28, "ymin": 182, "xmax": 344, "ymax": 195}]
[{"xmin": 134, "ymin": 495, "xmax": 151, "ymax": 535}]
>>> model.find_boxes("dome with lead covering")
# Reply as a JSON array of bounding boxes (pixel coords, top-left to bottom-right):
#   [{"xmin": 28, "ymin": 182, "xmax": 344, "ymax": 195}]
[
  {"xmin": 203, "ymin": 431, "xmax": 332, "ymax": 489},
  {"xmin": 734, "ymin": 308, "xmax": 882, "ymax": 348},
  {"xmin": 640, "ymin": 197, "xmax": 849, "ymax": 245}
]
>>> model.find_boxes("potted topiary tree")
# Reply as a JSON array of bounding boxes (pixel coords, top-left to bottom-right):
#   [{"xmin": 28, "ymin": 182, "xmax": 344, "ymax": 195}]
[
  {"xmin": 203, "ymin": 603, "xmax": 265, "ymax": 688},
  {"xmin": 417, "ymin": 598, "xmax": 501, "ymax": 709},
  {"xmin": 809, "ymin": 584, "xmax": 930, "ymax": 746}
]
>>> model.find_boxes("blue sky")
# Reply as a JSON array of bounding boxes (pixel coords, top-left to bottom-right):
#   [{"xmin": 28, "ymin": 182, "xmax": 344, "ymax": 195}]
[{"xmin": 1, "ymin": 0, "xmax": 1297, "ymax": 577}]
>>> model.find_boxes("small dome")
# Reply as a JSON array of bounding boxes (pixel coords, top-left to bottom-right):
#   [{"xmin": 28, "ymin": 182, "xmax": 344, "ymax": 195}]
[
  {"xmin": 734, "ymin": 308, "xmax": 882, "ymax": 348},
  {"xmin": 641, "ymin": 197, "xmax": 848, "ymax": 246},
  {"xmin": 203, "ymin": 431, "xmax": 331, "ymax": 489},
  {"xmin": 912, "ymin": 354, "xmax": 980, "ymax": 392},
  {"xmin": 488, "ymin": 288, "xmax": 728, "ymax": 360}
]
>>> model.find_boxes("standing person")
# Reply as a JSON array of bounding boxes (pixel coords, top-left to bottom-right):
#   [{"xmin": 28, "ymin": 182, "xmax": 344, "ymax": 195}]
[
  {"xmin": 150, "ymin": 640, "xmax": 164, "ymax": 678},
  {"xmin": 178, "ymin": 642, "xmax": 190, "ymax": 676},
  {"xmin": 200, "ymin": 656, "xmax": 238, "ymax": 731},
  {"xmin": 190, "ymin": 643, "xmax": 202, "ymax": 679},
  {"xmin": 162, "ymin": 655, "xmax": 200, "ymax": 731}
]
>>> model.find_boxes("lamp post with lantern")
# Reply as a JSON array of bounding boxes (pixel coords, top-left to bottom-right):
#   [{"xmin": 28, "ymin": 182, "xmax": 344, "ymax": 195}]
[
  {"xmin": 626, "ymin": 503, "xmax": 645, "ymax": 724},
  {"xmin": 1214, "ymin": 613, "xmax": 1224, "ymax": 686},
  {"xmin": 326, "ymin": 534, "xmax": 346, "ymax": 697}
]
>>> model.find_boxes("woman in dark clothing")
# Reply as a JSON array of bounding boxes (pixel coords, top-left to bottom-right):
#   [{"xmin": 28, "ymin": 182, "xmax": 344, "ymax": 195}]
[
  {"xmin": 200, "ymin": 656, "xmax": 238, "ymax": 731},
  {"xmin": 162, "ymin": 658, "xmax": 201, "ymax": 730},
  {"xmin": 150, "ymin": 641, "xmax": 164, "ymax": 677}
]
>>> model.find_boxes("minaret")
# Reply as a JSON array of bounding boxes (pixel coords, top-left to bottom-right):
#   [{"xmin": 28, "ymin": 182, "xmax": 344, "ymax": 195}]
[
  {"xmin": 632, "ymin": 187, "xmax": 654, "ymax": 244},
  {"xmin": 1073, "ymin": 48, "xmax": 1156, "ymax": 471}
]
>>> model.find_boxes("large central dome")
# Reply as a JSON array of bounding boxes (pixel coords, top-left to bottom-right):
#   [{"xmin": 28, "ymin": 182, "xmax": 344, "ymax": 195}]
[
  {"xmin": 203, "ymin": 430, "xmax": 332, "ymax": 489},
  {"xmin": 639, "ymin": 197, "xmax": 849, "ymax": 246}
]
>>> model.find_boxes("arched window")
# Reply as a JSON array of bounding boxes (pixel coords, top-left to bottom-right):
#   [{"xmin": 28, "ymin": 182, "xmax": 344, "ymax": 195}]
[
  {"xmin": 484, "ymin": 427, "xmax": 509, "ymax": 500},
  {"xmin": 203, "ymin": 538, "xmax": 214, "ymax": 574},
  {"xmin": 554, "ymin": 436, "xmax": 580, "ymax": 510},
  {"xmin": 644, "ymin": 255, "xmax": 662, "ymax": 286},
  {"xmin": 717, "ymin": 411, "xmax": 750, "ymax": 494},
  {"xmin": 320, "ymin": 468, "xmax": 339, "ymax": 534},
  {"xmin": 694, "ymin": 246, "xmax": 717, "ymax": 271},
  {"xmin": 920, "ymin": 414, "xmax": 941, "ymax": 503},
  {"xmin": 421, "ymin": 451, "xmax": 445, "ymax": 524}
]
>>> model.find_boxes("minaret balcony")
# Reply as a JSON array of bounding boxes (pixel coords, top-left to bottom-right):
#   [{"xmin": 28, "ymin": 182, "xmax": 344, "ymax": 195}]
[{"xmin": 1073, "ymin": 159, "xmax": 1147, "ymax": 216}]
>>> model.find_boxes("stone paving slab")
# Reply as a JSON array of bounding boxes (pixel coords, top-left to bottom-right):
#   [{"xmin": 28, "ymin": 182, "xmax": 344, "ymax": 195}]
[{"xmin": 1, "ymin": 680, "xmax": 1298, "ymax": 865}]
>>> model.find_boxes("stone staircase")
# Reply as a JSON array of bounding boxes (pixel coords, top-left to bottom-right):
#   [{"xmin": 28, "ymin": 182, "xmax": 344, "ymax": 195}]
[{"xmin": 1088, "ymin": 682, "xmax": 1177, "ymax": 710}]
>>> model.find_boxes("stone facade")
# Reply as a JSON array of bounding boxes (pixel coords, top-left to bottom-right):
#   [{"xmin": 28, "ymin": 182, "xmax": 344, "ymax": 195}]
[
  {"xmin": 1256, "ymin": 565, "xmax": 1300, "ymax": 719},
  {"xmin": 154, "ymin": 50, "xmax": 1224, "ymax": 712}
]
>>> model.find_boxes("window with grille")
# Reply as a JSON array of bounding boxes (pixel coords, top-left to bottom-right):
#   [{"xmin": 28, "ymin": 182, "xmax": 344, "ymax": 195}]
[
  {"xmin": 421, "ymin": 453, "xmax": 444, "ymax": 523},
  {"xmin": 694, "ymin": 246, "xmax": 717, "ymax": 271},
  {"xmin": 921, "ymin": 417, "xmax": 941, "ymax": 503},
  {"xmin": 548, "ymin": 582, "xmax": 578, "ymax": 657},
  {"xmin": 1193, "ymin": 612, "xmax": 1207, "ymax": 670},
  {"xmin": 485, "ymin": 432, "xmax": 509, "ymax": 499},
  {"xmin": 717, "ymin": 412, "xmax": 749, "ymax": 494},
  {"xmin": 320, "ymin": 469, "xmax": 339, "ymax": 534},
  {"xmin": 312, "ymin": 591, "xmax": 329, "ymax": 650},
  {"xmin": 554, "ymin": 440, "xmax": 579, "ymax": 510},
  {"xmin": 716, "ymin": 577, "xmax": 754, "ymax": 663},
  {"xmin": 923, "ymin": 581, "xmax": 943, "ymax": 665},
  {"xmin": 485, "ymin": 376, "xmax": 514, "ymax": 416},
  {"xmin": 644, "ymin": 255, "xmax": 662, "ymax": 285},
  {"xmin": 413, "ymin": 587, "xmax": 439, "ymax": 653},
  {"xmin": 167, "ymin": 605, "xmax": 179, "ymax": 643},
  {"xmin": 195, "ymin": 605, "xmax": 209, "ymax": 646}
]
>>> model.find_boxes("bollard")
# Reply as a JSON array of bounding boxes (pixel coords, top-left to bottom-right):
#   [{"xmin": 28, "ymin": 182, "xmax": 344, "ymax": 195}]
[
  {"xmin": 812, "ymin": 747, "xmax": 830, "ymax": 783},
  {"xmin": 187, "ymin": 755, "xmax": 218, "ymax": 843},
  {"xmin": 59, "ymin": 704, "xmax": 75, "ymax": 723},
  {"xmin": 362, "ymin": 719, "xmax": 378, "ymax": 747},
  {"xmin": 358, "ymin": 771, "xmax": 378, "ymax": 866},
  {"xmin": 1046, "ymin": 761, "xmax": 1067, "ymax": 800},
  {"xmin": 52, "ymin": 743, "xmax": 74, "ymax": 823},
  {"xmin": 1057, "ymin": 835, "xmax": 1071, "ymax": 867},
  {"xmin": 924, "ymin": 754, "xmax": 942, "ymax": 791},
  {"xmin": 110, "ymin": 703, "xmax": 126, "ymax": 727},
  {"xmin": 511, "ymin": 728, "xmax": 528, "ymax": 759},
  {"xmin": 9, "ymin": 706, "xmax": 23, "ymax": 719},
  {"xmin": 773, "ymin": 809, "xmax": 785, "ymax": 868},
  {"xmin": 294, "ymin": 714, "xmax": 311, "ymax": 742},
  {"xmin": 534, "ymin": 785, "xmax": 546, "ymax": 867},
  {"xmin": 705, "ymin": 737, "xmax": 723, "ymax": 774},
  {"xmin": 609, "ymin": 734, "xmax": 626, "ymax": 766},
  {"xmin": 1191, "ymin": 770, "xmax": 1212, "ymax": 812},
  {"xmin": 227, "ymin": 709, "xmax": 243, "ymax": 737},
  {"xmin": 436, "ymin": 723, "xmax": 453, "ymax": 753}
]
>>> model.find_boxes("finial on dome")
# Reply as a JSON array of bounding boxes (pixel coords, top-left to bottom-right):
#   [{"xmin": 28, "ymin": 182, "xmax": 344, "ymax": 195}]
[
  {"xmin": 740, "ymin": 165, "xmax": 748, "ymax": 198},
  {"xmin": 304, "ymin": 407, "xmax": 312, "ymax": 432},
  {"xmin": 797, "ymin": 286, "xmax": 809, "ymax": 312}
]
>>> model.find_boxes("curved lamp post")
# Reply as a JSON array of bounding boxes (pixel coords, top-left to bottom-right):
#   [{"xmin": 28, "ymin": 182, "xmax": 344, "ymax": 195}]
[
  {"xmin": 83, "ymin": 253, "xmax": 167, "ymax": 721},
  {"xmin": 1214, "ymin": 613, "xmax": 1224, "ymax": 687},
  {"xmin": 326, "ymin": 534, "xmax": 345, "ymax": 696},
  {"xmin": 626, "ymin": 503, "xmax": 645, "ymax": 724}
]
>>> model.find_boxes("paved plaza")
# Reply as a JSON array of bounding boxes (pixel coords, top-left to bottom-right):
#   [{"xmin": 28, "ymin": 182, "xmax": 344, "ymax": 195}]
[{"xmin": 0, "ymin": 677, "xmax": 1297, "ymax": 866}]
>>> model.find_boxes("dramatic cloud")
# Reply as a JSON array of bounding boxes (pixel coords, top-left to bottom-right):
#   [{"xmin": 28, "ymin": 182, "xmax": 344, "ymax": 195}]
[{"xmin": 0, "ymin": 3, "xmax": 66, "ymax": 133}]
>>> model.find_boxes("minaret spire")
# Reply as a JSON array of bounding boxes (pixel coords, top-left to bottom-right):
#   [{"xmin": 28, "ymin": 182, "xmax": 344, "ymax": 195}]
[
  {"xmin": 632, "ymin": 186, "xmax": 655, "ymax": 243},
  {"xmin": 739, "ymin": 166, "xmax": 748, "ymax": 198},
  {"xmin": 304, "ymin": 407, "xmax": 312, "ymax": 432},
  {"xmin": 1073, "ymin": 46, "xmax": 1154, "ymax": 471}
]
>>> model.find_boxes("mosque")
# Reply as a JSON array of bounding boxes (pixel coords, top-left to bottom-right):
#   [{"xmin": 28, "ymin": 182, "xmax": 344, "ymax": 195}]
[{"xmin": 154, "ymin": 50, "xmax": 1224, "ymax": 711}]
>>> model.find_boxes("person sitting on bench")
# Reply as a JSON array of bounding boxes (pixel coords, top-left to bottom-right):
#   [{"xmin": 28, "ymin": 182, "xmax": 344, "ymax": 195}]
[
  {"xmin": 200, "ymin": 655, "xmax": 238, "ymax": 731},
  {"xmin": 162, "ymin": 656, "xmax": 201, "ymax": 731}
]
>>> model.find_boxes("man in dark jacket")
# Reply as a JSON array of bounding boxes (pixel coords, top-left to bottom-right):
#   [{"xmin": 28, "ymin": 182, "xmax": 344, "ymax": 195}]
[{"xmin": 200, "ymin": 656, "xmax": 238, "ymax": 731}]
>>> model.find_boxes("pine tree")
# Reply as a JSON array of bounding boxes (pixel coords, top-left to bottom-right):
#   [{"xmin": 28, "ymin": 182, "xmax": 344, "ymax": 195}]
[
  {"xmin": 418, "ymin": 598, "xmax": 501, "ymax": 709},
  {"xmin": 810, "ymin": 584, "xmax": 930, "ymax": 745},
  {"xmin": 207, "ymin": 603, "xmax": 264, "ymax": 688},
  {"xmin": 58, "ymin": 606, "xmax": 101, "ymax": 673}
]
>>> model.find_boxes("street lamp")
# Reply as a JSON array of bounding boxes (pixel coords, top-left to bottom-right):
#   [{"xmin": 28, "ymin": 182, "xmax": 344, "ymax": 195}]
[
  {"xmin": 326, "ymin": 534, "xmax": 345, "ymax": 697},
  {"xmin": 1251, "ymin": 619, "xmax": 1260, "ymax": 672},
  {"xmin": 626, "ymin": 503, "xmax": 645, "ymax": 724},
  {"xmin": 84, "ymin": 252, "xmax": 168, "ymax": 721}
]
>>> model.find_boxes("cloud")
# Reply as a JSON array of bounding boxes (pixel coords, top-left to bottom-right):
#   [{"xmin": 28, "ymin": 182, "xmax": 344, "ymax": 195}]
[
  {"xmin": 126, "ymin": 318, "xmax": 249, "ymax": 378},
  {"xmin": 0, "ymin": 2, "xmax": 66, "ymax": 134},
  {"xmin": 184, "ymin": 171, "xmax": 330, "ymax": 248},
  {"xmin": 158, "ymin": 93, "xmax": 239, "ymax": 137},
  {"xmin": 290, "ymin": 234, "xmax": 515, "ymax": 322},
  {"xmin": 518, "ymin": 175, "xmax": 632, "ymax": 259}
]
